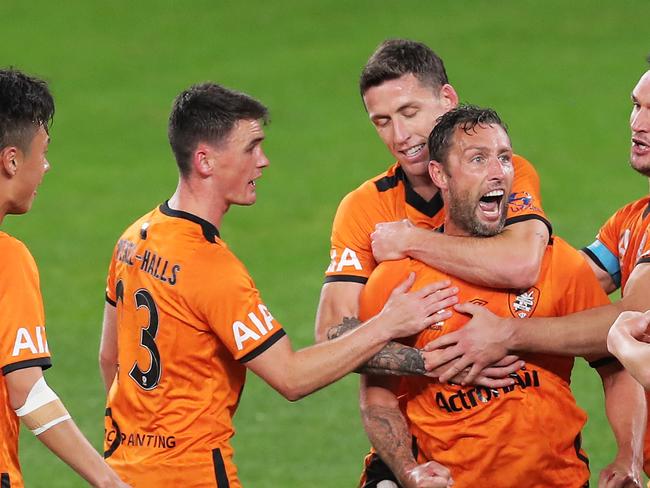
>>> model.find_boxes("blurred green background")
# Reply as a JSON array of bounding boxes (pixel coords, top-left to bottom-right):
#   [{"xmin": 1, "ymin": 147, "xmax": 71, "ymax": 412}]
[{"xmin": 1, "ymin": 0, "xmax": 649, "ymax": 485}]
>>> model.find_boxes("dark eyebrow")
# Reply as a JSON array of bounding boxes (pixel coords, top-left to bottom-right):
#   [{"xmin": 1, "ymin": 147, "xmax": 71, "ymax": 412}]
[{"xmin": 247, "ymin": 136, "xmax": 264, "ymax": 150}]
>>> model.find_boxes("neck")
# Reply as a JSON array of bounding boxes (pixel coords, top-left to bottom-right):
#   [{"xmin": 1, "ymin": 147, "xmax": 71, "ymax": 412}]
[
  {"xmin": 167, "ymin": 178, "xmax": 228, "ymax": 229},
  {"xmin": 442, "ymin": 218, "xmax": 469, "ymax": 237}
]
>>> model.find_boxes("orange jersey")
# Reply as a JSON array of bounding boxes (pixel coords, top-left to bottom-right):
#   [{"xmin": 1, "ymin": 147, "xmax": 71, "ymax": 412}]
[
  {"xmin": 325, "ymin": 155, "xmax": 549, "ymax": 283},
  {"xmin": 0, "ymin": 232, "xmax": 51, "ymax": 488},
  {"xmin": 359, "ymin": 237, "xmax": 608, "ymax": 487},
  {"xmin": 104, "ymin": 202, "xmax": 286, "ymax": 488},
  {"xmin": 583, "ymin": 196, "xmax": 650, "ymax": 476}
]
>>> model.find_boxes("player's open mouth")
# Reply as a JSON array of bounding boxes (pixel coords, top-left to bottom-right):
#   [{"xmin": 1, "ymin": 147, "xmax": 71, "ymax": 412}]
[
  {"xmin": 248, "ymin": 180, "xmax": 256, "ymax": 189},
  {"xmin": 402, "ymin": 143, "xmax": 425, "ymax": 158},
  {"xmin": 478, "ymin": 189, "xmax": 504, "ymax": 220},
  {"xmin": 632, "ymin": 137, "xmax": 650, "ymax": 154}
]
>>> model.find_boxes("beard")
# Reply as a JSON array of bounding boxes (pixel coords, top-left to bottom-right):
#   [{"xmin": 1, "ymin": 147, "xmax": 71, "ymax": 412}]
[{"xmin": 446, "ymin": 185, "xmax": 507, "ymax": 237}]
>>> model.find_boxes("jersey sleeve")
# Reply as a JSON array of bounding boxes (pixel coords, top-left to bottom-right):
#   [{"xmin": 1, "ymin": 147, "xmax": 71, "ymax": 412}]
[
  {"xmin": 506, "ymin": 155, "xmax": 552, "ymax": 235},
  {"xmin": 324, "ymin": 186, "xmax": 382, "ymax": 285},
  {"xmin": 193, "ymin": 250, "xmax": 286, "ymax": 362},
  {"xmin": 105, "ymin": 241, "xmax": 119, "ymax": 306},
  {"xmin": 0, "ymin": 238, "xmax": 51, "ymax": 375},
  {"xmin": 358, "ymin": 259, "xmax": 412, "ymax": 322},
  {"xmin": 552, "ymin": 238, "xmax": 611, "ymax": 315},
  {"xmin": 582, "ymin": 210, "xmax": 623, "ymax": 289}
]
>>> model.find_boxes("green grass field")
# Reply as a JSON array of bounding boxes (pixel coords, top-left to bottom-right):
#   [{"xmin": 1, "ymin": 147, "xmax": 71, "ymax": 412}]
[{"xmin": 1, "ymin": 0, "xmax": 649, "ymax": 485}]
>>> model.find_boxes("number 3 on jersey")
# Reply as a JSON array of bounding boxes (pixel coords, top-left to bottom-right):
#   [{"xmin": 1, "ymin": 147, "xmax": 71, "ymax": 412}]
[{"xmin": 116, "ymin": 280, "xmax": 162, "ymax": 390}]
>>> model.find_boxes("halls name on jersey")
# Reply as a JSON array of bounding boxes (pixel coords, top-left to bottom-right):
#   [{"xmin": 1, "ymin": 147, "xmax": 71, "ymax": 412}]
[{"xmin": 116, "ymin": 238, "xmax": 181, "ymax": 286}]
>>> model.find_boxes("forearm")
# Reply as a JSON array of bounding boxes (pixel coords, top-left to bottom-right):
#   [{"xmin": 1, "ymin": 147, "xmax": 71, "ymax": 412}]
[
  {"xmin": 405, "ymin": 224, "xmax": 546, "ymax": 289},
  {"xmin": 99, "ymin": 359, "xmax": 117, "ymax": 394},
  {"xmin": 510, "ymin": 301, "xmax": 625, "ymax": 357},
  {"xmin": 38, "ymin": 419, "xmax": 120, "ymax": 488},
  {"xmin": 361, "ymin": 401, "xmax": 418, "ymax": 485},
  {"xmin": 602, "ymin": 367, "xmax": 646, "ymax": 466},
  {"xmin": 327, "ymin": 317, "xmax": 425, "ymax": 375}
]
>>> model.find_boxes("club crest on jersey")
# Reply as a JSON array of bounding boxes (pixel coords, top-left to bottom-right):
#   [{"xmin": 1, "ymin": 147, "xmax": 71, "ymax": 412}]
[
  {"xmin": 508, "ymin": 192, "xmax": 539, "ymax": 213},
  {"xmin": 508, "ymin": 287, "xmax": 540, "ymax": 318}
]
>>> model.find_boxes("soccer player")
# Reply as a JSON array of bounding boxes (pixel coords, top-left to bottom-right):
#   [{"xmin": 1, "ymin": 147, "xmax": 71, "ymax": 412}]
[
  {"xmin": 98, "ymin": 82, "xmax": 448, "ymax": 487},
  {"xmin": 0, "ymin": 69, "xmax": 130, "ymax": 488},
  {"xmin": 424, "ymin": 63, "xmax": 650, "ymax": 484},
  {"xmin": 315, "ymin": 39, "xmax": 550, "ymax": 381},
  {"xmin": 359, "ymin": 106, "xmax": 644, "ymax": 488}
]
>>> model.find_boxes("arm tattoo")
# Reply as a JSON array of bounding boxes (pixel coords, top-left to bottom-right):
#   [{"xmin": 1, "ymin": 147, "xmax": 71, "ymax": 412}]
[
  {"xmin": 362, "ymin": 404, "xmax": 416, "ymax": 483},
  {"xmin": 327, "ymin": 317, "xmax": 426, "ymax": 376}
]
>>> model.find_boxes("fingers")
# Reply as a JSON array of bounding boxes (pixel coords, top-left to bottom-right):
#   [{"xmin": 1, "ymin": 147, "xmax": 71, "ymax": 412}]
[
  {"xmin": 416, "ymin": 279, "xmax": 453, "ymax": 297},
  {"xmin": 475, "ymin": 375, "xmax": 516, "ymax": 388},
  {"xmin": 422, "ymin": 346, "xmax": 462, "ymax": 371},
  {"xmin": 438, "ymin": 356, "xmax": 473, "ymax": 384},
  {"xmin": 422, "ymin": 333, "xmax": 459, "ymax": 352},
  {"xmin": 481, "ymin": 359, "xmax": 526, "ymax": 379},
  {"xmin": 391, "ymin": 272, "xmax": 416, "ymax": 295},
  {"xmin": 452, "ymin": 301, "xmax": 483, "ymax": 317},
  {"xmin": 491, "ymin": 355, "xmax": 521, "ymax": 367}
]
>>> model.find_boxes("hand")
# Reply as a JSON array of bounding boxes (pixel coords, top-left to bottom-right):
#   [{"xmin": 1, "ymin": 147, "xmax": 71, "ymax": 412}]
[
  {"xmin": 96, "ymin": 471, "xmax": 133, "ymax": 488},
  {"xmin": 402, "ymin": 460, "xmax": 453, "ymax": 488},
  {"xmin": 421, "ymin": 302, "xmax": 514, "ymax": 384},
  {"xmin": 380, "ymin": 273, "xmax": 458, "ymax": 339},
  {"xmin": 425, "ymin": 354, "xmax": 525, "ymax": 388},
  {"xmin": 598, "ymin": 457, "xmax": 642, "ymax": 488},
  {"xmin": 607, "ymin": 310, "xmax": 650, "ymax": 356},
  {"xmin": 371, "ymin": 219, "xmax": 415, "ymax": 262}
]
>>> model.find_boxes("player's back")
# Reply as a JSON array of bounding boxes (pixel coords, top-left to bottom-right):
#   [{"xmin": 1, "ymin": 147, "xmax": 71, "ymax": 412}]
[{"xmin": 104, "ymin": 203, "xmax": 251, "ymax": 487}]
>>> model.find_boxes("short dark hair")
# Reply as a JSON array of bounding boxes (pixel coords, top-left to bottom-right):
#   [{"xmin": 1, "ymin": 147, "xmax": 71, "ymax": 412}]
[
  {"xmin": 359, "ymin": 39, "xmax": 449, "ymax": 97},
  {"xmin": 168, "ymin": 83, "xmax": 269, "ymax": 176},
  {"xmin": 428, "ymin": 105, "xmax": 508, "ymax": 165},
  {"xmin": 0, "ymin": 69, "xmax": 54, "ymax": 152}
]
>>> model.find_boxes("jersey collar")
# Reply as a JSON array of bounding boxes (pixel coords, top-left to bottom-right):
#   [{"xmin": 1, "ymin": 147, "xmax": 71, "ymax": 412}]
[{"xmin": 159, "ymin": 200, "xmax": 221, "ymax": 243}]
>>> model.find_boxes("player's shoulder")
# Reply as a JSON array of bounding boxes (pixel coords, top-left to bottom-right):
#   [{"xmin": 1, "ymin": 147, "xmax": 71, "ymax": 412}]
[
  {"xmin": 190, "ymin": 239, "xmax": 253, "ymax": 288},
  {"xmin": 512, "ymin": 153, "xmax": 538, "ymax": 173},
  {"xmin": 116, "ymin": 207, "xmax": 159, "ymax": 242},
  {"xmin": 338, "ymin": 163, "xmax": 401, "ymax": 207},
  {"xmin": 612, "ymin": 195, "xmax": 650, "ymax": 220},
  {"xmin": 0, "ymin": 232, "xmax": 36, "ymax": 271}
]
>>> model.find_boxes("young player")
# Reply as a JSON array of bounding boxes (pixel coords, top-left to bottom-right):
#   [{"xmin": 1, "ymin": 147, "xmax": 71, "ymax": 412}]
[
  {"xmin": 0, "ymin": 69, "xmax": 130, "ymax": 488},
  {"xmin": 99, "ymin": 82, "xmax": 448, "ymax": 487}
]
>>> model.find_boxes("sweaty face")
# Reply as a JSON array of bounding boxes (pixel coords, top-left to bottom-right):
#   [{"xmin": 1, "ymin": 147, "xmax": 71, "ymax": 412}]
[
  {"xmin": 210, "ymin": 119, "xmax": 269, "ymax": 207},
  {"xmin": 439, "ymin": 124, "xmax": 513, "ymax": 237},
  {"xmin": 10, "ymin": 125, "xmax": 50, "ymax": 214},
  {"xmin": 630, "ymin": 71, "xmax": 650, "ymax": 176},
  {"xmin": 363, "ymin": 74, "xmax": 455, "ymax": 183}
]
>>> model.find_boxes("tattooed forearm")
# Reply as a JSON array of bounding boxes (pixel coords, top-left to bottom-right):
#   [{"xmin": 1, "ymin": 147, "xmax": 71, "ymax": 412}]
[
  {"xmin": 326, "ymin": 317, "xmax": 426, "ymax": 376},
  {"xmin": 361, "ymin": 404, "xmax": 416, "ymax": 484},
  {"xmin": 361, "ymin": 342, "xmax": 425, "ymax": 375},
  {"xmin": 326, "ymin": 316, "xmax": 362, "ymax": 340}
]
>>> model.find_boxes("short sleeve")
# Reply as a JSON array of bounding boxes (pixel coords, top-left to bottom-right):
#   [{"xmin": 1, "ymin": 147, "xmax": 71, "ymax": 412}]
[
  {"xmin": 193, "ymin": 250, "xmax": 286, "ymax": 362},
  {"xmin": 0, "ymin": 237, "xmax": 51, "ymax": 374},
  {"xmin": 324, "ymin": 187, "xmax": 383, "ymax": 285},
  {"xmin": 105, "ymin": 241, "xmax": 119, "ymax": 306},
  {"xmin": 506, "ymin": 155, "xmax": 552, "ymax": 235},
  {"xmin": 552, "ymin": 239, "xmax": 611, "ymax": 315}
]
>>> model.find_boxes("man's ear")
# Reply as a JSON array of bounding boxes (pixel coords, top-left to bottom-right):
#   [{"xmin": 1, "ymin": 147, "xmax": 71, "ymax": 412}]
[
  {"xmin": 429, "ymin": 160, "xmax": 448, "ymax": 190},
  {"xmin": 438, "ymin": 84, "xmax": 459, "ymax": 111},
  {"xmin": 191, "ymin": 143, "xmax": 215, "ymax": 178},
  {"xmin": 0, "ymin": 146, "xmax": 19, "ymax": 177}
]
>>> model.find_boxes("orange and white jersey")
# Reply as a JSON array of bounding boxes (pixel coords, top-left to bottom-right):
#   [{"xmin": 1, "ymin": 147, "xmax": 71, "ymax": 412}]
[
  {"xmin": 359, "ymin": 237, "xmax": 608, "ymax": 487},
  {"xmin": 583, "ymin": 196, "xmax": 650, "ymax": 477},
  {"xmin": 325, "ymin": 155, "xmax": 550, "ymax": 283},
  {"xmin": 583, "ymin": 195, "xmax": 650, "ymax": 291},
  {"xmin": 0, "ymin": 232, "xmax": 51, "ymax": 488},
  {"xmin": 104, "ymin": 202, "xmax": 285, "ymax": 488}
]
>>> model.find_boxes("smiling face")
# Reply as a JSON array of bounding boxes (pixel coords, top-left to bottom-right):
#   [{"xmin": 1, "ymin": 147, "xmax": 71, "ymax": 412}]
[
  {"xmin": 630, "ymin": 70, "xmax": 650, "ymax": 176},
  {"xmin": 430, "ymin": 123, "xmax": 513, "ymax": 237},
  {"xmin": 208, "ymin": 118, "xmax": 269, "ymax": 207},
  {"xmin": 363, "ymin": 73, "xmax": 457, "ymax": 185},
  {"xmin": 7, "ymin": 125, "xmax": 50, "ymax": 214}
]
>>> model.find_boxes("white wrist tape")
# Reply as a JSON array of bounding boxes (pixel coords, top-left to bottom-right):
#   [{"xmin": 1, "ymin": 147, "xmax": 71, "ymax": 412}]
[{"xmin": 14, "ymin": 377, "xmax": 71, "ymax": 435}]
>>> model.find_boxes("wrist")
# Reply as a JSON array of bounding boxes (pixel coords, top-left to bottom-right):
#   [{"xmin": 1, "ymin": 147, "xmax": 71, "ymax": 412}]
[{"xmin": 502, "ymin": 318, "xmax": 518, "ymax": 352}]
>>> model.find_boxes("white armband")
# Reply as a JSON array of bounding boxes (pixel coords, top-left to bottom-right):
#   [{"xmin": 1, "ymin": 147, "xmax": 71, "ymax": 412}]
[{"xmin": 14, "ymin": 377, "xmax": 71, "ymax": 435}]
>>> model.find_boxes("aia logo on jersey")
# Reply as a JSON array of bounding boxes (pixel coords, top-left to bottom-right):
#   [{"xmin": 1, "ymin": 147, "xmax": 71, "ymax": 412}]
[
  {"xmin": 509, "ymin": 287, "xmax": 540, "ymax": 318},
  {"xmin": 508, "ymin": 192, "xmax": 539, "ymax": 213}
]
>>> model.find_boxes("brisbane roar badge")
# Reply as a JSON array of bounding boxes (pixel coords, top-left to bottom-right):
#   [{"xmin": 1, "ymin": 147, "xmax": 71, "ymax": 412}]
[{"xmin": 509, "ymin": 287, "xmax": 540, "ymax": 318}]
